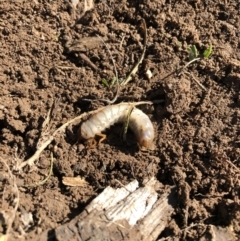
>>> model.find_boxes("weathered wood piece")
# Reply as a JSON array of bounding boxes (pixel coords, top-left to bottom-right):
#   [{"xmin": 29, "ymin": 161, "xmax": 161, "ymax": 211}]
[{"xmin": 38, "ymin": 178, "xmax": 177, "ymax": 241}]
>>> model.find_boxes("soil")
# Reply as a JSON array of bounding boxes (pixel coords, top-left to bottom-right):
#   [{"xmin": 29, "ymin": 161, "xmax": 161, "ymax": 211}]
[{"xmin": 0, "ymin": 0, "xmax": 239, "ymax": 240}]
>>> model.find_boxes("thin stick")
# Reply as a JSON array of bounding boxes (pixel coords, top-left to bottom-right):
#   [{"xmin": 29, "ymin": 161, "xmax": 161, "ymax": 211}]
[
  {"xmin": 159, "ymin": 57, "xmax": 202, "ymax": 83},
  {"xmin": 79, "ymin": 53, "xmax": 99, "ymax": 71},
  {"xmin": 186, "ymin": 72, "xmax": 207, "ymax": 91},
  {"xmin": 134, "ymin": 100, "xmax": 164, "ymax": 106},
  {"xmin": 177, "ymin": 57, "xmax": 201, "ymax": 76},
  {"xmin": 224, "ymin": 158, "xmax": 240, "ymax": 173}
]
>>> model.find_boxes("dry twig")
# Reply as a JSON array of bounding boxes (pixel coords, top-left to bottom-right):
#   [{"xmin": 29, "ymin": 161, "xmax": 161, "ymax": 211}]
[{"xmin": 185, "ymin": 72, "xmax": 207, "ymax": 91}]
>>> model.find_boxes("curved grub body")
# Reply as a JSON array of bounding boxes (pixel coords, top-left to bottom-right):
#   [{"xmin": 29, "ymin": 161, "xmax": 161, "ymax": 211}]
[{"xmin": 80, "ymin": 103, "xmax": 154, "ymax": 148}]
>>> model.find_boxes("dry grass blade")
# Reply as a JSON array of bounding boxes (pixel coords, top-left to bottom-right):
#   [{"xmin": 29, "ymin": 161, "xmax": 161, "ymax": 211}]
[
  {"xmin": 79, "ymin": 53, "xmax": 99, "ymax": 71},
  {"xmin": 186, "ymin": 72, "xmax": 207, "ymax": 91},
  {"xmin": 122, "ymin": 105, "xmax": 134, "ymax": 141},
  {"xmin": 121, "ymin": 19, "xmax": 147, "ymax": 86},
  {"xmin": 23, "ymin": 152, "xmax": 54, "ymax": 188},
  {"xmin": 42, "ymin": 98, "xmax": 60, "ymax": 129}
]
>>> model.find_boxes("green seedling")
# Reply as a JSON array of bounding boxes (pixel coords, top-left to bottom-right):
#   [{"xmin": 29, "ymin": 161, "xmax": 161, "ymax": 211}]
[
  {"xmin": 183, "ymin": 44, "xmax": 213, "ymax": 91},
  {"xmin": 183, "ymin": 43, "xmax": 213, "ymax": 70},
  {"xmin": 187, "ymin": 44, "xmax": 212, "ymax": 62},
  {"xmin": 109, "ymin": 76, "xmax": 117, "ymax": 86},
  {"xmin": 203, "ymin": 43, "xmax": 212, "ymax": 58},
  {"xmin": 188, "ymin": 45, "xmax": 199, "ymax": 61},
  {"xmin": 87, "ymin": 19, "xmax": 147, "ymax": 104},
  {"xmin": 101, "ymin": 78, "xmax": 109, "ymax": 88},
  {"xmin": 101, "ymin": 76, "xmax": 117, "ymax": 88}
]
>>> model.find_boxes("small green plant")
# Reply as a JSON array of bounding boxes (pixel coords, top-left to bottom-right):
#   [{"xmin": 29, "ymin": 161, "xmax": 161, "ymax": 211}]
[
  {"xmin": 101, "ymin": 78, "xmax": 109, "ymax": 88},
  {"xmin": 188, "ymin": 45, "xmax": 199, "ymax": 61},
  {"xmin": 188, "ymin": 43, "xmax": 212, "ymax": 61},
  {"xmin": 182, "ymin": 44, "xmax": 213, "ymax": 91},
  {"xmin": 101, "ymin": 76, "xmax": 117, "ymax": 88},
  {"xmin": 203, "ymin": 43, "xmax": 212, "ymax": 58},
  {"xmin": 183, "ymin": 43, "xmax": 213, "ymax": 71}
]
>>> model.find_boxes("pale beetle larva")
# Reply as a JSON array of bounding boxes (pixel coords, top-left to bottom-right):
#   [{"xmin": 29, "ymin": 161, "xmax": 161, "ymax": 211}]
[{"xmin": 79, "ymin": 103, "xmax": 154, "ymax": 148}]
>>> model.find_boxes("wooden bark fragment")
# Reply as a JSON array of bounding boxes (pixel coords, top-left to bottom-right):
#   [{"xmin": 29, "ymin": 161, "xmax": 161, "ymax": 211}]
[{"xmin": 38, "ymin": 178, "xmax": 177, "ymax": 241}]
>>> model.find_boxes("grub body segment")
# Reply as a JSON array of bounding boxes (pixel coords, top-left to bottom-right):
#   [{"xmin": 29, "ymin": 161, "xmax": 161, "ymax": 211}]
[{"xmin": 80, "ymin": 103, "xmax": 154, "ymax": 148}]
